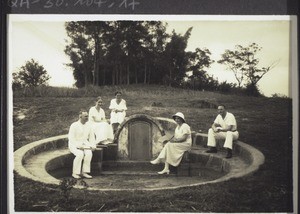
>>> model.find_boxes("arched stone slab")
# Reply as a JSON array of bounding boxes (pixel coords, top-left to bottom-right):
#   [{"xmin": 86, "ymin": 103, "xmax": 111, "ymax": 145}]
[{"xmin": 115, "ymin": 114, "xmax": 167, "ymax": 160}]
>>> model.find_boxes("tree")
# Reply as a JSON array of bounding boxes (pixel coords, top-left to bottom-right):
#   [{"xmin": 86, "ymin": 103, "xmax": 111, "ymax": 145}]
[
  {"xmin": 12, "ymin": 59, "xmax": 50, "ymax": 89},
  {"xmin": 218, "ymin": 43, "xmax": 278, "ymax": 95},
  {"xmin": 64, "ymin": 21, "xmax": 198, "ymax": 88},
  {"xmin": 65, "ymin": 21, "xmax": 95, "ymax": 88},
  {"xmin": 187, "ymin": 48, "xmax": 214, "ymax": 90},
  {"xmin": 164, "ymin": 27, "xmax": 193, "ymax": 86}
]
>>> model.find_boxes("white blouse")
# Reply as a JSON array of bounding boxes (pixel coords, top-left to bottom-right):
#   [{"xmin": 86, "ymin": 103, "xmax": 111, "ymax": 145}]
[
  {"xmin": 109, "ymin": 98, "xmax": 127, "ymax": 111},
  {"xmin": 89, "ymin": 106, "xmax": 106, "ymax": 122}
]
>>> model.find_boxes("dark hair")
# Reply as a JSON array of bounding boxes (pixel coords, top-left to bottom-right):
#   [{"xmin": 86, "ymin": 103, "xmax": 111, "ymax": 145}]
[
  {"xmin": 96, "ymin": 96, "xmax": 102, "ymax": 101},
  {"xmin": 79, "ymin": 109, "xmax": 88, "ymax": 115},
  {"xmin": 115, "ymin": 91, "xmax": 122, "ymax": 96}
]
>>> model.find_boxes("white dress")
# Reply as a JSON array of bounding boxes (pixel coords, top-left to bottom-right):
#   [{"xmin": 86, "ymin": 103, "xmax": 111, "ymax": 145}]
[
  {"xmin": 109, "ymin": 98, "xmax": 127, "ymax": 124},
  {"xmin": 88, "ymin": 106, "xmax": 114, "ymax": 143},
  {"xmin": 156, "ymin": 123, "xmax": 192, "ymax": 166}
]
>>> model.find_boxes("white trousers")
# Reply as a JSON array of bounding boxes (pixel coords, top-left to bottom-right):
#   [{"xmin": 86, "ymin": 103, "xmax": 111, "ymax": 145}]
[
  {"xmin": 207, "ymin": 128, "xmax": 239, "ymax": 150},
  {"xmin": 70, "ymin": 148, "xmax": 93, "ymax": 175}
]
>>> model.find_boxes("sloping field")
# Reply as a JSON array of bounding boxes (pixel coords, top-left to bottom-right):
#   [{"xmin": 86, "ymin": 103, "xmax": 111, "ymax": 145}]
[{"xmin": 12, "ymin": 85, "xmax": 293, "ymax": 212}]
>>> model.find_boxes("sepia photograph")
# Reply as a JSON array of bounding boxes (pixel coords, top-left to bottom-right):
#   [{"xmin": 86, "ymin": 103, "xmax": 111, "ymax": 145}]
[{"xmin": 8, "ymin": 15, "xmax": 297, "ymax": 213}]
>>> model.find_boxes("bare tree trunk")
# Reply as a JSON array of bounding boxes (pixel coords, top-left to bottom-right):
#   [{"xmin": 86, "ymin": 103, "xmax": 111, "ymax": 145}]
[
  {"xmin": 144, "ymin": 61, "xmax": 147, "ymax": 84},
  {"xmin": 148, "ymin": 68, "xmax": 151, "ymax": 84},
  {"xmin": 169, "ymin": 68, "xmax": 172, "ymax": 86},
  {"xmin": 135, "ymin": 67, "xmax": 138, "ymax": 84},
  {"xmin": 84, "ymin": 71, "xmax": 88, "ymax": 88},
  {"xmin": 127, "ymin": 63, "xmax": 130, "ymax": 85},
  {"xmin": 93, "ymin": 36, "xmax": 100, "ymax": 86},
  {"xmin": 116, "ymin": 65, "xmax": 119, "ymax": 85},
  {"xmin": 102, "ymin": 67, "xmax": 106, "ymax": 85}
]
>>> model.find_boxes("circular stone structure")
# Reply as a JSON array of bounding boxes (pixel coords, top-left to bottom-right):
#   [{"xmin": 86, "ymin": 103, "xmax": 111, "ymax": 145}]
[{"xmin": 14, "ymin": 116, "xmax": 265, "ymax": 191}]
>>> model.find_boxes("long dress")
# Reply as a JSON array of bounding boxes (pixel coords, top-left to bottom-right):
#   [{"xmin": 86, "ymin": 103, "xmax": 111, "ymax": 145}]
[
  {"xmin": 88, "ymin": 106, "xmax": 114, "ymax": 143},
  {"xmin": 156, "ymin": 123, "xmax": 192, "ymax": 166},
  {"xmin": 109, "ymin": 98, "xmax": 127, "ymax": 124}
]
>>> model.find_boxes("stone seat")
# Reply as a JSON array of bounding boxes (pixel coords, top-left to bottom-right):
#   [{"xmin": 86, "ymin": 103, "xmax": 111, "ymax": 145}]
[
  {"xmin": 172, "ymin": 151, "xmax": 192, "ymax": 176},
  {"xmin": 192, "ymin": 131, "xmax": 237, "ymax": 152},
  {"xmin": 24, "ymin": 147, "xmax": 105, "ymax": 183},
  {"xmin": 175, "ymin": 132, "xmax": 238, "ymax": 176}
]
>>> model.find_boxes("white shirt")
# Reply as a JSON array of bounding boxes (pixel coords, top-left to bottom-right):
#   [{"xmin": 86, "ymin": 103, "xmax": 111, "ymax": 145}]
[
  {"xmin": 214, "ymin": 112, "xmax": 237, "ymax": 131},
  {"xmin": 89, "ymin": 106, "xmax": 106, "ymax": 122},
  {"xmin": 109, "ymin": 98, "xmax": 127, "ymax": 111},
  {"xmin": 68, "ymin": 120, "xmax": 95, "ymax": 151}
]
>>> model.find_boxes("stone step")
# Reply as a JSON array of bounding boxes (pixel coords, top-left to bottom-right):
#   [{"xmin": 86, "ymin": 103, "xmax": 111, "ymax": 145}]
[{"xmin": 23, "ymin": 146, "xmax": 249, "ymax": 182}]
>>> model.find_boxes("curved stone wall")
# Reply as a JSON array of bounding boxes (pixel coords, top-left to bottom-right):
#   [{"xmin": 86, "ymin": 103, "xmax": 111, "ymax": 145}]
[{"xmin": 14, "ymin": 117, "xmax": 265, "ymax": 190}]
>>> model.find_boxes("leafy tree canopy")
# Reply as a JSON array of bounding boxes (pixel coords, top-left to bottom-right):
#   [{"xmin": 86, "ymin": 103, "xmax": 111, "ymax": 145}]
[{"xmin": 13, "ymin": 59, "xmax": 50, "ymax": 90}]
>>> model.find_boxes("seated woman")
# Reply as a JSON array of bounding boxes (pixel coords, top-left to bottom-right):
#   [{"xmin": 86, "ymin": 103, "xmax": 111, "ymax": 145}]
[
  {"xmin": 109, "ymin": 91, "xmax": 127, "ymax": 133},
  {"xmin": 150, "ymin": 112, "xmax": 192, "ymax": 174},
  {"xmin": 89, "ymin": 97, "xmax": 114, "ymax": 145}
]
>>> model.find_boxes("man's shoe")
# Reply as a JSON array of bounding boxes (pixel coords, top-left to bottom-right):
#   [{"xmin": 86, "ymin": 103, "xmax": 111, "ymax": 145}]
[
  {"xmin": 72, "ymin": 174, "xmax": 81, "ymax": 179},
  {"xmin": 82, "ymin": 173, "xmax": 93, "ymax": 179},
  {"xmin": 206, "ymin": 147, "xmax": 217, "ymax": 153},
  {"xmin": 225, "ymin": 149, "xmax": 232, "ymax": 158}
]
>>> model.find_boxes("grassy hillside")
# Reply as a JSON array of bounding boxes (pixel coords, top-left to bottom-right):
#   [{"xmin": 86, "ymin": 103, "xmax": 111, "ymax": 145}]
[{"xmin": 12, "ymin": 85, "xmax": 293, "ymax": 212}]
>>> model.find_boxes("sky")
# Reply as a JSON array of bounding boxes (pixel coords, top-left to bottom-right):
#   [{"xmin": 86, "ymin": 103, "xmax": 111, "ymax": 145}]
[{"xmin": 8, "ymin": 15, "xmax": 296, "ymax": 97}]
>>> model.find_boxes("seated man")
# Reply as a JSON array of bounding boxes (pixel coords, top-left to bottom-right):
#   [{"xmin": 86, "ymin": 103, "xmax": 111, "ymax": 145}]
[
  {"xmin": 68, "ymin": 109, "xmax": 96, "ymax": 179},
  {"xmin": 206, "ymin": 104, "xmax": 239, "ymax": 158}
]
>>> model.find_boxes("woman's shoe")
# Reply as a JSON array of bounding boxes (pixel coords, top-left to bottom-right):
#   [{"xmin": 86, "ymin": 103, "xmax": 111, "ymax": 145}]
[
  {"xmin": 150, "ymin": 159, "xmax": 160, "ymax": 164},
  {"xmin": 158, "ymin": 169, "xmax": 170, "ymax": 175}
]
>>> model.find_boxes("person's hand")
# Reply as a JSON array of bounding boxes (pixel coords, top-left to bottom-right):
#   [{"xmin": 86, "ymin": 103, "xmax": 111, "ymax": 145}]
[
  {"xmin": 171, "ymin": 138, "xmax": 178, "ymax": 143},
  {"xmin": 213, "ymin": 124, "xmax": 221, "ymax": 132},
  {"xmin": 77, "ymin": 146, "xmax": 84, "ymax": 150},
  {"xmin": 91, "ymin": 146, "xmax": 96, "ymax": 151}
]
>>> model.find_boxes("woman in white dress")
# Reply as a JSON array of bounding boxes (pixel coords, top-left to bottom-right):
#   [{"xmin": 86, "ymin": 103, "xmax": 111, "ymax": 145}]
[
  {"xmin": 109, "ymin": 91, "xmax": 127, "ymax": 132},
  {"xmin": 89, "ymin": 97, "xmax": 114, "ymax": 144},
  {"xmin": 150, "ymin": 112, "xmax": 192, "ymax": 174}
]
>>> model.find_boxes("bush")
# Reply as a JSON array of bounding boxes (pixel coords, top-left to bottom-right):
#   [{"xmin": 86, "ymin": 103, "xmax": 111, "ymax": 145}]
[
  {"xmin": 217, "ymin": 81, "xmax": 236, "ymax": 93},
  {"xmin": 244, "ymin": 83, "xmax": 262, "ymax": 97}
]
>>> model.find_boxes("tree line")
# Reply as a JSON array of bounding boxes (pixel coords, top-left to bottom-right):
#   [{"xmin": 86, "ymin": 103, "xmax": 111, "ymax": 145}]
[
  {"xmin": 13, "ymin": 21, "xmax": 277, "ymax": 96},
  {"xmin": 64, "ymin": 21, "xmax": 209, "ymax": 88}
]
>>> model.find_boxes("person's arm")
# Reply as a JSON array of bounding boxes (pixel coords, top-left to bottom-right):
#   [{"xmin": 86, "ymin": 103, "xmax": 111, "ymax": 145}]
[
  {"xmin": 109, "ymin": 99, "xmax": 115, "ymax": 111},
  {"xmin": 68, "ymin": 123, "xmax": 83, "ymax": 150},
  {"xmin": 212, "ymin": 122, "xmax": 222, "ymax": 132},
  {"xmin": 121, "ymin": 100, "xmax": 127, "ymax": 111},
  {"xmin": 90, "ymin": 108, "xmax": 106, "ymax": 122},
  {"xmin": 211, "ymin": 115, "xmax": 223, "ymax": 132},
  {"xmin": 170, "ymin": 124, "xmax": 190, "ymax": 143},
  {"xmin": 114, "ymin": 100, "xmax": 127, "ymax": 113},
  {"xmin": 170, "ymin": 133, "xmax": 189, "ymax": 143},
  {"xmin": 87, "ymin": 125, "xmax": 96, "ymax": 150},
  {"xmin": 219, "ymin": 125, "xmax": 234, "ymax": 132}
]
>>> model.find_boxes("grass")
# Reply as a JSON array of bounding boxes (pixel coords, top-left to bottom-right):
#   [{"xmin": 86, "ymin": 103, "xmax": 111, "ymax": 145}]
[{"xmin": 12, "ymin": 84, "xmax": 293, "ymax": 212}]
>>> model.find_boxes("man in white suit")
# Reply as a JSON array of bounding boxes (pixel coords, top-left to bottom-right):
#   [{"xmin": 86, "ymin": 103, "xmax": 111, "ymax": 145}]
[
  {"xmin": 206, "ymin": 104, "xmax": 239, "ymax": 158},
  {"xmin": 68, "ymin": 110, "xmax": 96, "ymax": 179}
]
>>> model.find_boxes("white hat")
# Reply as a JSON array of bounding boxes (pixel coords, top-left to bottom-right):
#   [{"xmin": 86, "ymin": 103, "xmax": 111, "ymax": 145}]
[{"xmin": 172, "ymin": 112, "xmax": 185, "ymax": 123}]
